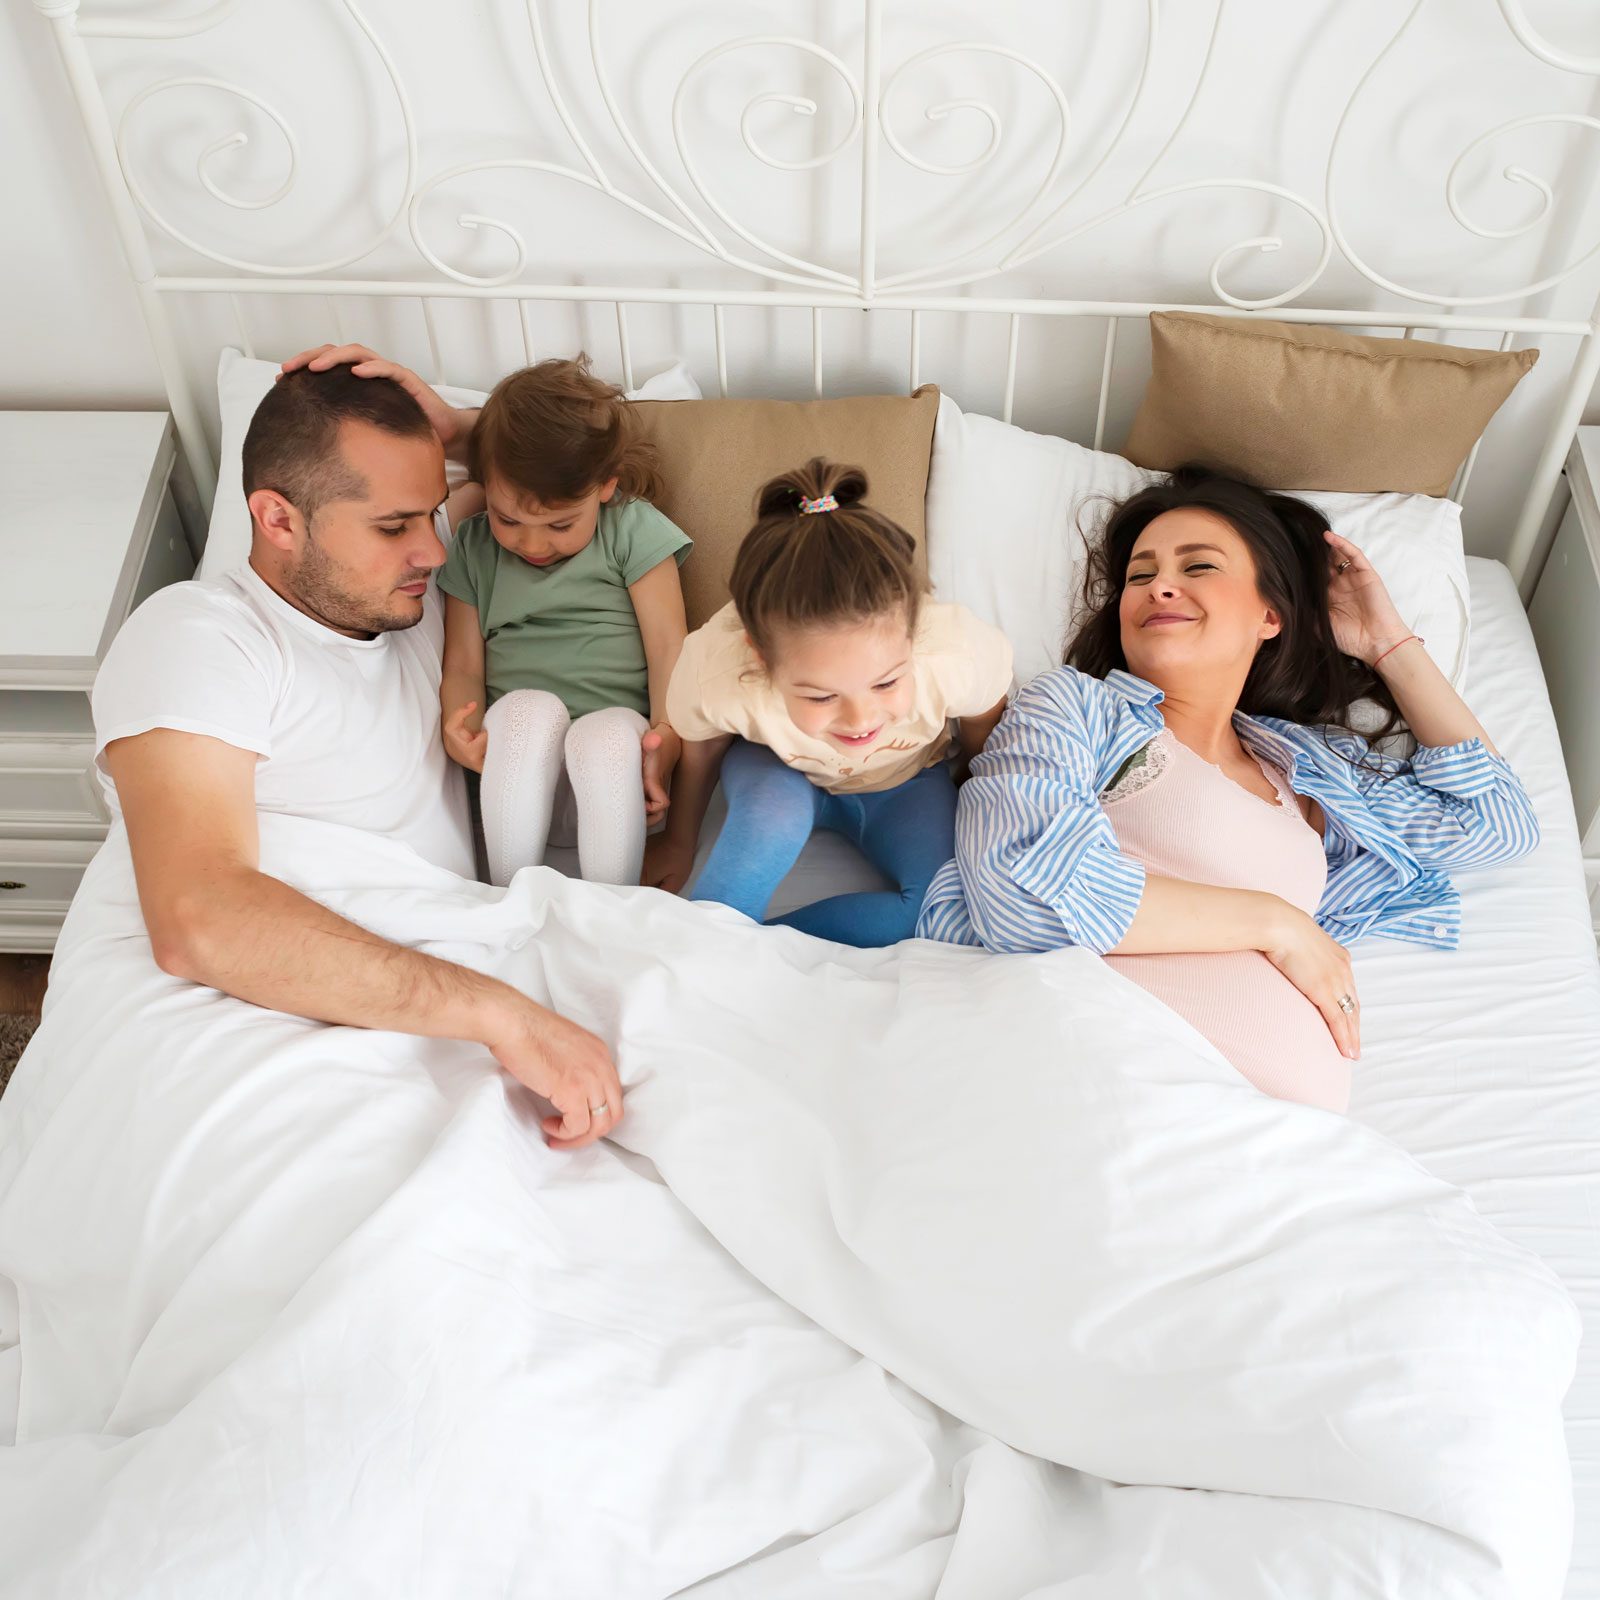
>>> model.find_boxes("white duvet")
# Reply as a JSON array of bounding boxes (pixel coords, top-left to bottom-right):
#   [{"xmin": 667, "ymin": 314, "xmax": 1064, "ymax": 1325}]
[{"xmin": 0, "ymin": 814, "xmax": 1579, "ymax": 1599}]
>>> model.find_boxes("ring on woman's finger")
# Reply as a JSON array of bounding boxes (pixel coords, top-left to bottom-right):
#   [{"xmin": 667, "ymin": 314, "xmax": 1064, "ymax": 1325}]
[
  {"xmin": 589, "ymin": 1102, "xmax": 610, "ymax": 1116},
  {"xmin": 1336, "ymin": 993, "xmax": 1355, "ymax": 1015},
  {"xmin": 1336, "ymin": 558, "xmax": 1353, "ymax": 574}
]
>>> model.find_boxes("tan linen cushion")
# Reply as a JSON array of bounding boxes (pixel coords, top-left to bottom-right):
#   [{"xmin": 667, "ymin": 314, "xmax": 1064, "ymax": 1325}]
[
  {"xmin": 630, "ymin": 386, "xmax": 940, "ymax": 629},
  {"xmin": 1123, "ymin": 311, "xmax": 1538, "ymax": 497}
]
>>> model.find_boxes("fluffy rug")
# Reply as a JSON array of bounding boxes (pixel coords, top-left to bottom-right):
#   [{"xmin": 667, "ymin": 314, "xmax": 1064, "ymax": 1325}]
[{"xmin": 0, "ymin": 1014, "xmax": 38, "ymax": 1098}]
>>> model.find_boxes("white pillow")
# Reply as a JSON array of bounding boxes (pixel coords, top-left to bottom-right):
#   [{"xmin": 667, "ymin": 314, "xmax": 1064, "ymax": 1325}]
[
  {"xmin": 199, "ymin": 348, "xmax": 702, "ymax": 579},
  {"xmin": 924, "ymin": 393, "xmax": 1471, "ymax": 692}
]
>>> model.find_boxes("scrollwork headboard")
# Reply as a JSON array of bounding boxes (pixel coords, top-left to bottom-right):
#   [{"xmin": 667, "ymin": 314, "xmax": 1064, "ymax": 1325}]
[{"xmin": 30, "ymin": 0, "xmax": 1600, "ymax": 596}]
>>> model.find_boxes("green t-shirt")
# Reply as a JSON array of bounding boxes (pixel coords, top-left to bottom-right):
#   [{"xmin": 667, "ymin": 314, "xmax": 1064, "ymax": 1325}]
[{"xmin": 438, "ymin": 499, "xmax": 691, "ymax": 720}]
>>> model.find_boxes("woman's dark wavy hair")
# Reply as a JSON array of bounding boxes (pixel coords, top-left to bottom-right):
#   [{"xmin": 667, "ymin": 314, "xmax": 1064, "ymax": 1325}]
[{"xmin": 1066, "ymin": 464, "xmax": 1401, "ymax": 744}]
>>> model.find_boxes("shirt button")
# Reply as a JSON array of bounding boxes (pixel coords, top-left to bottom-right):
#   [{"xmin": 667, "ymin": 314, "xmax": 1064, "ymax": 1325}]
[{"xmin": 1433, "ymin": 925, "xmax": 1447, "ymax": 939}]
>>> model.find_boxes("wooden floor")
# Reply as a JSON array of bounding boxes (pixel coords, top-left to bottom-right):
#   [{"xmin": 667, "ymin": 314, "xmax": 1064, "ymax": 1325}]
[{"xmin": 0, "ymin": 954, "xmax": 49, "ymax": 1018}]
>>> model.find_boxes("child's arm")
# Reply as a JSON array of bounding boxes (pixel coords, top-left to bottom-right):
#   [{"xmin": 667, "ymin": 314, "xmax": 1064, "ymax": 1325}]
[
  {"xmin": 950, "ymin": 695, "xmax": 1008, "ymax": 783},
  {"xmin": 629, "ymin": 557, "xmax": 689, "ymax": 820},
  {"xmin": 441, "ymin": 596, "xmax": 489, "ymax": 774},
  {"xmin": 643, "ymin": 733, "xmax": 731, "ymax": 893}
]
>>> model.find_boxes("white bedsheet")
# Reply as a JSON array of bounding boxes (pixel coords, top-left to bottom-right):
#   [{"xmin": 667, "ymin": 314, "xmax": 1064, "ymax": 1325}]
[
  {"xmin": 1357, "ymin": 560, "xmax": 1600, "ymax": 1599},
  {"xmin": 752, "ymin": 556, "xmax": 1600, "ymax": 1596},
  {"xmin": 0, "ymin": 560, "xmax": 1591, "ymax": 1599}
]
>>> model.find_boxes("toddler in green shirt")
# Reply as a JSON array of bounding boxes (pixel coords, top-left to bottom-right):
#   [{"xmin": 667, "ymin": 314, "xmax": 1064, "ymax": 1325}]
[{"xmin": 437, "ymin": 357, "xmax": 691, "ymax": 886}]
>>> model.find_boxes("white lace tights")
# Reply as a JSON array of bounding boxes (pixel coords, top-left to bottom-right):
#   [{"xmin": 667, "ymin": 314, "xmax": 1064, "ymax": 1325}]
[{"xmin": 480, "ymin": 691, "xmax": 649, "ymax": 888}]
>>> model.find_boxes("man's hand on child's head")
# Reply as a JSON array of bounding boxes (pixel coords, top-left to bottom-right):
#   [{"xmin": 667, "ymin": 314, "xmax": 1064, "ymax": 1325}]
[{"xmin": 278, "ymin": 344, "xmax": 469, "ymax": 455}]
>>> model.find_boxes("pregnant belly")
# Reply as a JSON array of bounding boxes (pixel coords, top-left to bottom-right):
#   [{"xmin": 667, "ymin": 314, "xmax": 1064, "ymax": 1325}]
[{"xmin": 1104, "ymin": 949, "xmax": 1351, "ymax": 1112}]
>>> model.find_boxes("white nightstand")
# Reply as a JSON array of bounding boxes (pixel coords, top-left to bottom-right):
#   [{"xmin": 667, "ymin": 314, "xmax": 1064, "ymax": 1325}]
[
  {"xmin": 0, "ymin": 412, "xmax": 194, "ymax": 951},
  {"xmin": 1528, "ymin": 426, "xmax": 1600, "ymax": 935}
]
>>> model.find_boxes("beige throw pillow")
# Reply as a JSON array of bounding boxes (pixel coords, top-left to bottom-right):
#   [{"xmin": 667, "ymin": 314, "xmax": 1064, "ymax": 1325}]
[
  {"xmin": 630, "ymin": 386, "xmax": 940, "ymax": 629},
  {"xmin": 1123, "ymin": 311, "xmax": 1537, "ymax": 497}
]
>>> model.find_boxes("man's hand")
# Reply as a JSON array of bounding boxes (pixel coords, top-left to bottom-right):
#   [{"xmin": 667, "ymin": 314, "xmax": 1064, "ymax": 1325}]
[
  {"xmin": 279, "ymin": 344, "xmax": 474, "ymax": 460},
  {"xmin": 443, "ymin": 700, "xmax": 489, "ymax": 774},
  {"xmin": 483, "ymin": 995, "xmax": 625, "ymax": 1150},
  {"xmin": 641, "ymin": 724, "xmax": 680, "ymax": 820},
  {"xmin": 643, "ymin": 833, "xmax": 695, "ymax": 895},
  {"xmin": 108, "ymin": 726, "xmax": 623, "ymax": 1152}
]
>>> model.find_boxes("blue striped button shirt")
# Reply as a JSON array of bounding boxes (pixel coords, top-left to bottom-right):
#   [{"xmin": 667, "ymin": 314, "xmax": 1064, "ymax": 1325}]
[{"xmin": 916, "ymin": 666, "xmax": 1540, "ymax": 954}]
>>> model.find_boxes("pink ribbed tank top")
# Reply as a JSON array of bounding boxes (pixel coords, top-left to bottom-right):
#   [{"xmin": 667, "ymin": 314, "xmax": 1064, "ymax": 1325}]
[{"xmin": 1102, "ymin": 730, "xmax": 1350, "ymax": 1112}]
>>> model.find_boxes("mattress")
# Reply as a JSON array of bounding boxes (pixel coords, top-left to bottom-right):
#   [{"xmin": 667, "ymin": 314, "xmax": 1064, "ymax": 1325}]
[
  {"xmin": 702, "ymin": 556, "xmax": 1600, "ymax": 1593},
  {"xmin": 1355, "ymin": 559, "xmax": 1600, "ymax": 1597}
]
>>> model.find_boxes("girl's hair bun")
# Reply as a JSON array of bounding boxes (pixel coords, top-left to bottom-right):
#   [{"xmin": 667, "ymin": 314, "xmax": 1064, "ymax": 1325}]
[
  {"xmin": 755, "ymin": 457, "xmax": 869, "ymax": 519},
  {"xmin": 732, "ymin": 456, "xmax": 924, "ymax": 659}
]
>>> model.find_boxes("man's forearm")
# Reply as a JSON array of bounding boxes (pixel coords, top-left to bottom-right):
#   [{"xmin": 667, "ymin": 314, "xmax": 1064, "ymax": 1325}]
[{"xmin": 158, "ymin": 865, "xmax": 520, "ymax": 1046}]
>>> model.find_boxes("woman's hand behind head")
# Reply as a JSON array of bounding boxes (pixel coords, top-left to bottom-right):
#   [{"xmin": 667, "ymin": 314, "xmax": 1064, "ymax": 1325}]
[{"xmin": 1323, "ymin": 529, "xmax": 1412, "ymax": 667}]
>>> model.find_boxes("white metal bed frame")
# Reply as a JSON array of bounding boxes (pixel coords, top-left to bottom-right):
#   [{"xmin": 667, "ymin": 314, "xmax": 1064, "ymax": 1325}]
[{"xmin": 30, "ymin": 0, "xmax": 1600, "ymax": 597}]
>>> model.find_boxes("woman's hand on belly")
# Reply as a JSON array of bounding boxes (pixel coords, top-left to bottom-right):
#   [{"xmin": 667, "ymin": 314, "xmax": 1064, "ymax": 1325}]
[{"xmin": 1261, "ymin": 904, "xmax": 1360, "ymax": 1060}]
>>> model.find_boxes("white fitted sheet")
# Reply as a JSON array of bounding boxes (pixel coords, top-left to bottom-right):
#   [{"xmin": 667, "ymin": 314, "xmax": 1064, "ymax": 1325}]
[
  {"xmin": 743, "ymin": 556, "xmax": 1600, "ymax": 1594},
  {"xmin": 1353, "ymin": 559, "xmax": 1600, "ymax": 1598}
]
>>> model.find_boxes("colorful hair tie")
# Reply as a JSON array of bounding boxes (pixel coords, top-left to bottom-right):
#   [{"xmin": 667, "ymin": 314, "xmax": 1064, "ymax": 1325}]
[{"xmin": 798, "ymin": 493, "xmax": 839, "ymax": 515}]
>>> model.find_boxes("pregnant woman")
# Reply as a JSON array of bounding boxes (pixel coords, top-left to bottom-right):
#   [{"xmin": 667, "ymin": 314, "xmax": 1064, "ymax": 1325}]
[{"xmin": 917, "ymin": 466, "xmax": 1539, "ymax": 1111}]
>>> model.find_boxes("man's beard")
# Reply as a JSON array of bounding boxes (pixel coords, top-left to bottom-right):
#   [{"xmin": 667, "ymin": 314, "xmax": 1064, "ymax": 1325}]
[{"xmin": 290, "ymin": 533, "xmax": 426, "ymax": 636}]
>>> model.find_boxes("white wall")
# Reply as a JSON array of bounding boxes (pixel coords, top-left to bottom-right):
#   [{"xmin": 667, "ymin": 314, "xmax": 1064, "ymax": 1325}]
[
  {"xmin": 6, "ymin": 0, "xmax": 1600, "ymax": 559},
  {"xmin": 2, "ymin": 4, "xmax": 159, "ymax": 404}
]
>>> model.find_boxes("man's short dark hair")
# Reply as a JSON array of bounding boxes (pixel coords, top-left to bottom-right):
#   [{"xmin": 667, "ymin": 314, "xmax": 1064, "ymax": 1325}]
[{"xmin": 242, "ymin": 366, "xmax": 436, "ymax": 525}]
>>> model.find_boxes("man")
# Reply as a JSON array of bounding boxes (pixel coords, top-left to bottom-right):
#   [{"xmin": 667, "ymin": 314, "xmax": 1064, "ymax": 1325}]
[{"xmin": 93, "ymin": 357, "xmax": 622, "ymax": 1149}]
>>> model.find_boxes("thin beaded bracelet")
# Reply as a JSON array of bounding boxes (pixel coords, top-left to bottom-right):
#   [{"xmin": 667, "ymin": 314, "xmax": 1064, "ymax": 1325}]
[{"xmin": 1372, "ymin": 634, "xmax": 1423, "ymax": 669}]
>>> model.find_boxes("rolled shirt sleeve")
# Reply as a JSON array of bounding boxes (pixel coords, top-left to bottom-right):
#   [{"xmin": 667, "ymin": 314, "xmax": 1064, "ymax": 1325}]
[
  {"xmin": 927, "ymin": 669, "xmax": 1148, "ymax": 954},
  {"xmin": 1325, "ymin": 729, "xmax": 1540, "ymax": 871}
]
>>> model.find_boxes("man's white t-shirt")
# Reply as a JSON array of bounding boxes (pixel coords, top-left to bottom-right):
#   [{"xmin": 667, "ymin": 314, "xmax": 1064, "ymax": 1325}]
[{"xmin": 92, "ymin": 562, "xmax": 473, "ymax": 879}]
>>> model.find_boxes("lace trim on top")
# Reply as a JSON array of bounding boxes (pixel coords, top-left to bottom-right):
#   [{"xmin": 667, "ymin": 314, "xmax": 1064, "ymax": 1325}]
[
  {"xmin": 1251, "ymin": 755, "xmax": 1299, "ymax": 814},
  {"xmin": 1101, "ymin": 733, "xmax": 1171, "ymax": 804},
  {"xmin": 1102, "ymin": 729, "xmax": 1298, "ymax": 814}
]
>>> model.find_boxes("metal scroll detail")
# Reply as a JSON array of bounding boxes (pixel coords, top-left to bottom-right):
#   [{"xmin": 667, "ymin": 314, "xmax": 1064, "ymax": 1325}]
[{"xmin": 85, "ymin": 0, "xmax": 1600, "ymax": 310}]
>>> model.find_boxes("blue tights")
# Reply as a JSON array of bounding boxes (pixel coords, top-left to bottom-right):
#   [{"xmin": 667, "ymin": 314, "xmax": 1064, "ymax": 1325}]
[{"xmin": 690, "ymin": 740, "xmax": 957, "ymax": 948}]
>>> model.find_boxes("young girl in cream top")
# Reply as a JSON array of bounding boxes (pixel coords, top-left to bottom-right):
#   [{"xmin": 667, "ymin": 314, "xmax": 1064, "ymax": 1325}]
[{"xmin": 648, "ymin": 459, "xmax": 1012, "ymax": 947}]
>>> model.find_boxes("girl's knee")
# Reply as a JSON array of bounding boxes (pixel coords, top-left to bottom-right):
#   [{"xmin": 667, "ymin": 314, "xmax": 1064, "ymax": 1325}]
[
  {"xmin": 895, "ymin": 879, "xmax": 938, "ymax": 926},
  {"xmin": 566, "ymin": 705, "xmax": 647, "ymax": 754},
  {"xmin": 887, "ymin": 899, "xmax": 924, "ymax": 942},
  {"xmin": 484, "ymin": 688, "xmax": 569, "ymax": 742},
  {"xmin": 565, "ymin": 707, "xmax": 648, "ymax": 787}
]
